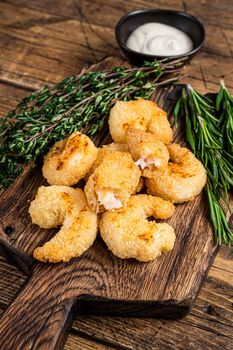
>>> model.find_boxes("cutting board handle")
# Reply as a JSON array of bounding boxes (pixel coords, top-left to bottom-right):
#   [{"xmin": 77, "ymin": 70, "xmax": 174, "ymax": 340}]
[{"xmin": 0, "ymin": 263, "xmax": 76, "ymax": 350}]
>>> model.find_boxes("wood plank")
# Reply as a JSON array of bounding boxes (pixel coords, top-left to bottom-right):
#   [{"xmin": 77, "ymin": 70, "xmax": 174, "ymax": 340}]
[
  {"xmin": 0, "ymin": 24, "xmax": 116, "ymax": 89},
  {"xmin": 0, "ymin": 255, "xmax": 25, "ymax": 307},
  {"xmin": 0, "ymin": 307, "xmax": 111, "ymax": 350},
  {"xmin": 0, "ymin": 82, "xmax": 33, "ymax": 117},
  {"xmin": 0, "ymin": 253, "xmax": 232, "ymax": 350},
  {"xmin": 0, "ymin": 2, "xmax": 232, "ymax": 93},
  {"xmin": 210, "ymin": 248, "xmax": 233, "ymax": 280},
  {"xmin": 65, "ymin": 334, "xmax": 113, "ymax": 350},
  {"xmin": 3, "ymin": 0, "xmax": 233, "ymax": 30}
]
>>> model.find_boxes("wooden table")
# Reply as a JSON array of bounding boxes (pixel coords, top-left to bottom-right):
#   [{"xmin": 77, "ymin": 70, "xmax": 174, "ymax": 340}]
[{"xmin": 0, "ymin": 1, "xmax": 232, "ymax": 349}]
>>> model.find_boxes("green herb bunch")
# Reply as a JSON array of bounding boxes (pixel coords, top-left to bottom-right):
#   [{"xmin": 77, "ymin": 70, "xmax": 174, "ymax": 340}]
[
  {"xmin": 0, "ymin": 58, "xmax": 184, "ymax": 190},
  {"xmin": 174, "ymin": 83, "xmax": 233, "ymax": 245},
  {"xmin": 216, "ymin": 79, "xmax": 233, "ymax": 155}
]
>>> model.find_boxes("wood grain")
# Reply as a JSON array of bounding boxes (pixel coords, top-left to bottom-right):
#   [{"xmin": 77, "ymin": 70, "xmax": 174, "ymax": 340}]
[
  {"xmin": 0, "ymin": 1, "xmax": 232, "ymax": 349},
  {"xmin": 0, "ymin": 1, "xmax": 233, "ymax": 92},
  {"xmin": 0, "ymin": 253, "xmax": 232, "ymax": 350}
]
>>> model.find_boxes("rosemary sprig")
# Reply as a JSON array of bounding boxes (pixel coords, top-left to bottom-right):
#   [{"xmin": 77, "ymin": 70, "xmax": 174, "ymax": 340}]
[
  {"xmin": 0, "ymin": 58, "xmax": 184, "ymax": 191},
  {"xmin": 216, "ymin": 79, "xmax": 233, "ymax": 155},
  {"xmin": 174, "ymin": 84, "xmax": 233, "ymax": 245}
]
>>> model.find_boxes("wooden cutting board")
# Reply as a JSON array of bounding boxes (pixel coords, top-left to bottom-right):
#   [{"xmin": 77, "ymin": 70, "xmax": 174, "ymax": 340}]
[{"xmin": 0, "ymin": 57, "xmax": 217, "ymax": 350}]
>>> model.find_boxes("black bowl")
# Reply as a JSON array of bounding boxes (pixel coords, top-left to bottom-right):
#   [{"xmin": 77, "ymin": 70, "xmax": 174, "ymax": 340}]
[{"xmin": 115, "ymin": 9, "xmax": 205, "ymax": 66}]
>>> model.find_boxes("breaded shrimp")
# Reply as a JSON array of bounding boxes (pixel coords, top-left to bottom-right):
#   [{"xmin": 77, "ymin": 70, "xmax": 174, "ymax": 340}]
[
  {"xmin": 147, "ymin": 104, "xmax": 173, "ymax": 145},
  {"xmin": 109, "ymin": 99, "xmax": 173, "ymax": 144},
  {"xmin": 84, "ymin": 151, "xmax": 141, "ymax": 213},
  {"xmin": 102, "ymin": 142, "xmax": 129, "ymax": 153},
  {"xmin": 146, "ymin": 143, "xmax": 207, "ymax": 203},
  {"xmin": 42, "ymin": 132, "xmax": 97, "ymax": 186},
  {"xmin": 29, "ymin": 186, "xmax": 98, "ymax": 263},
  {"xmin": 29, "ymin": 185, "xmax": 81, "ymax": 228},
  {"xmin": 134, "ymin": 177, "xmax": 144, "ymax": 193},
  {"xmin": 126, "ymin": 128, "xmax": 169, "ymax": 173},
  {"xmin": 99, "ymin": 194, "xmax": 175, "ymax": 262},
  {"xmin": 85, "ymin": 142, "xmax": 129, "ymax": 180}
]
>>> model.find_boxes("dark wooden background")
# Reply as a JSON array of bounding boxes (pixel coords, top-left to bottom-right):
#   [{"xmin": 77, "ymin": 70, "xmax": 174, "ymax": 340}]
[{"xmin": 0, "ymin": 0, "xmax": 232, "ymax": 349}]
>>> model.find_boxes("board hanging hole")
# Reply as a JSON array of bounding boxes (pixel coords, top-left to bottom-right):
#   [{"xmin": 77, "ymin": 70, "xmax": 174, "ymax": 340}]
[{"xmin": 4, "ymin": 226, "xmax": 14, "ymax": 235}]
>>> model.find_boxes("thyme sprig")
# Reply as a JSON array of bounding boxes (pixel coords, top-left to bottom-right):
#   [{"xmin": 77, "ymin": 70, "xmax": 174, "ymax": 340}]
[
  {"xmin": 174, "ymin": 84, "xmax": 233, "ymax": 245},
  {"xmin": 0, "ymin": 58, "xmax": 184, "ymax": 190}
]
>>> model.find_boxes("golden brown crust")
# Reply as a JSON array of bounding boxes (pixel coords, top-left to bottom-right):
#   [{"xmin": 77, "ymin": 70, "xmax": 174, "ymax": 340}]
[
  {"xmin": 109, "ymin": 99, "xmax": 173, "ymax": 144},
  {"xmin": 99, "ymin": 194, "xmax": 175, "ymax": 262},
  {"xmin": 147, "ymin": 105, "xmax": 173, "ymax": 145},
  {"xmin": 29, "ymin": 186, "xmax": 98, "ymax": 263},
  {"xmin": 42, "ymin": 132, "xmax": 97, "ymax": 186},
  {"xmin": 84, "ymin": 151, "xmax": 141, "ymax": 213},
  {"xmin": 85, "ymin": 142, "xmax": 129, "ymax": 181},
  {"xmin": 145, "ymin": 144, "xmax": 207, "ymax": 203},
  {"xmin": 126, "ymin": 128, "xmax": 170, "ymax": 173}
]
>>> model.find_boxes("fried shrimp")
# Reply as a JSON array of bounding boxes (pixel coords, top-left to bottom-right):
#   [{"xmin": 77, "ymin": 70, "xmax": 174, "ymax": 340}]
[
  {"xmin": 109, "ymin": 99, "xmax": 173, "ymax": 144},
  {"xmin": 146, "ymin": 143, "xmax": 207, "ymax": 203},
  {"xmin": 135, "ymin": 177, "xmax": 144, "ymax": 193},
  {"xmin": 29, "ymin": 186, "xmax": 98, "ymax": 263},
  {"xmin": 84, "ymin": 151, "xmax": 141, "ymax": 213},
  {"xmin": 85, "ymin": 142, "xmax": 129, "ymax": 180},
  {"xmin": 99, "ymin": 194, "xmax": 175, "ymax": 262},
  {"xmin": 126, "ymin": 128, "xmax": 169, "ymax": 173},
  {"xmin": 147, "ymin": 104, "xmax": 173, "ymax": 145},
  {"xmin": 42, "ymin": 132, "xmax": 97, "ymax": 186},
  {"xmin": 102, "ymin": 142, "xmax": 129, "ymax": 153}
]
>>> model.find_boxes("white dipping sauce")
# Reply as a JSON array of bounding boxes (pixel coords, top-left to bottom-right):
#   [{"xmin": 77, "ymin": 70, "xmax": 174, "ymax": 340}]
[{"xmin": 126, "ymin": 22, "xmax": 193, "ymax": 56}]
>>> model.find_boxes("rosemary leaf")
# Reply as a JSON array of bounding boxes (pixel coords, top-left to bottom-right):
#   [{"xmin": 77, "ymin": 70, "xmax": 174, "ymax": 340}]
[{"xmin": 174, "ymin": 84, "xmax": 233, "ymax": 246}]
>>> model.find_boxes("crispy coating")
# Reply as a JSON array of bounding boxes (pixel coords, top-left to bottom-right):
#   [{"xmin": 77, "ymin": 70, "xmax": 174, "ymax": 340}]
[
  {"xmin": 109, "ymin": 99, "xmax": 173, "ymax": 144},
  {"xmin": 102, "ymin": 142, "xmax": 129, "ymax": 152},
  {"xmin": 99, "ymin": 194, "xmax": 175, "ymax": 262},
  {"xmin": 134, "ymin": 177, "xmax": 144, "ymax": 193},
  {"xmin": 29, "ymin": 186, "xmax": 98, "ymax": 263},
  {"xmin": 147, "ymin": 105, "xmax": 173, "ymax": 145},
  {"xmin": 29, "ymin": 186, "xmax": 82, "ymax": 228},
  {"xmin": 84, "ymin": 151, "xmax": 141, "ymax": 213},
  {"xmin": 127, "ymin": 128, "xmax": 169, "ymax": 174},
  {"xmin": 146, "ymin": 143, "xmax": 207, "ymax": 203},
  {"xmin": 42, "ymin": 132, "xmax": 97, "ymax": 186},
  {"xmin": 85, "ymin": 142, "xmax": 129, "ymax": 181},
  {"xmin": 109, "ymin": 99, "xmax": 151, "ymax": 143}
]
